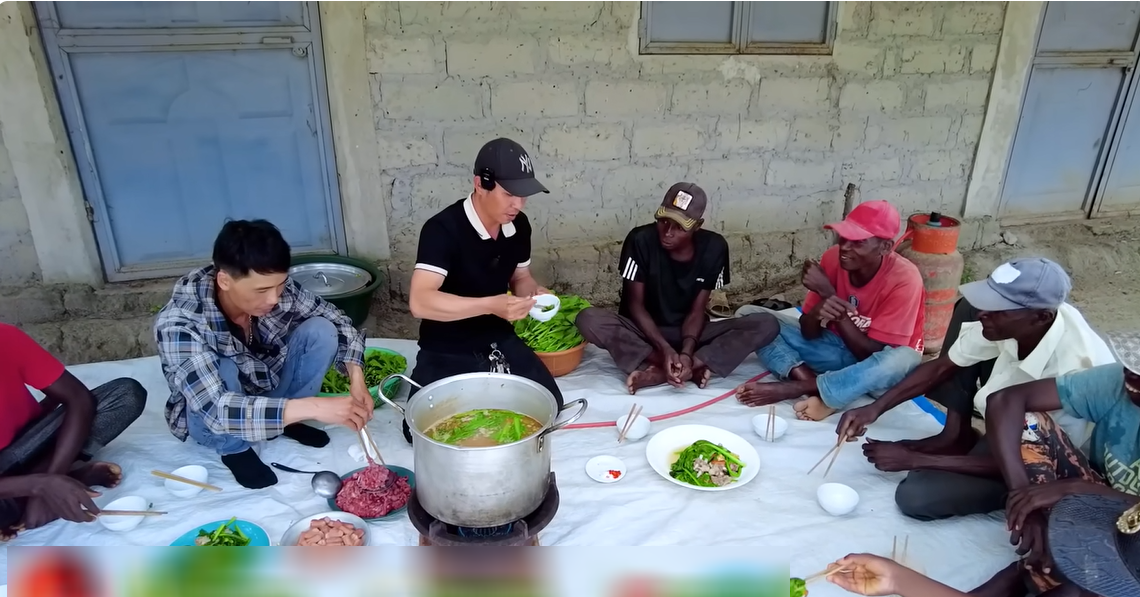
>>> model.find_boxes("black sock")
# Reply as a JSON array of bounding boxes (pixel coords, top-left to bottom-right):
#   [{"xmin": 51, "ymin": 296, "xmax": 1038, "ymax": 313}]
[
  {"xmin": 221, "ymin": 449, "xmax": 277, "ymax": 489},
  {"xmin": 283, "ymin": 423, "xmax": 330, "ymax": 448},
  {"xmin": 402, "ymin": 419, "xmax": 413, "ymax": 445}
]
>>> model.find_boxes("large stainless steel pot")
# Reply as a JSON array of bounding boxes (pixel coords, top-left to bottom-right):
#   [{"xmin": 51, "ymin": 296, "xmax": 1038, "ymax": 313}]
[{"xmin": 376, "ymin": 372, "xmax": 587, "ymax": 528}]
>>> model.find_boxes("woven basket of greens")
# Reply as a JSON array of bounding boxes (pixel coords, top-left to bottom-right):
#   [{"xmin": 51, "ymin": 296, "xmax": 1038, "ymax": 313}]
[{"xmin": 317, "ymin": 347, "xmax": 408, "ymax": 408}]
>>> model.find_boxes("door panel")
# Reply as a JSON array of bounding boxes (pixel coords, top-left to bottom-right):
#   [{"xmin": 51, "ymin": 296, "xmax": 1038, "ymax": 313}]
[
  {"xmin": 69, "ymin": 48, "xmax": 332, "ymax": 266},
  {"xmin": 56, "ymin": 1, "xmax": 305, "ymax": 29},
  {"xmin": 1038, "ymin": 2, "xmax": 1140, "ymax": 53},
  {"xmin": 1096, "ymin": 81, "xmax": 1140, "ymax": 213},
  {"xmin": 1000, "ymin": 67, "xmax": 1125, "ymax": 218}
]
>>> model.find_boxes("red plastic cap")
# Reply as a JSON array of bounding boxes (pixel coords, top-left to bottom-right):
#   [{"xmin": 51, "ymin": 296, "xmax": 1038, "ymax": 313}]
[{"xmin": 824, "ymin": 200, "xmax": 901, "ymax": 241}]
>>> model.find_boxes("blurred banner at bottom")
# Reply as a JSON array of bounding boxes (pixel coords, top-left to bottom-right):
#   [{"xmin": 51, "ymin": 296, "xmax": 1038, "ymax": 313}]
[{"xmin": 8, "ymin": 547, "xmax": 790, "ymax": 597}]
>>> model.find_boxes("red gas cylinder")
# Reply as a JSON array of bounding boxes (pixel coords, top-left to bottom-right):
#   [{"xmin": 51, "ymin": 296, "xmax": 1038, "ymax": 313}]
[{"xmin": 895, "ymin": 212, "xmax": 965, "ymax": 356}]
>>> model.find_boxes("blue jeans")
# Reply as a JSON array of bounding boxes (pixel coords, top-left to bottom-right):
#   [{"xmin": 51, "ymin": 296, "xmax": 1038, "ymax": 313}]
[
  {"xmin": 755, "ymin": 317, "xmax": 922, "ymax": 410},
  {"xmin": 187, "ymin": 317, "xmax": 340, "ymax": 456}
]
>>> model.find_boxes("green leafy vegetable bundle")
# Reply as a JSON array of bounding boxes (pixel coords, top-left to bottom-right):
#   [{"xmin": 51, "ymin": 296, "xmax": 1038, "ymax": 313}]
[
  {"xmin": 193, "ymin": 518, "xmax": 251, "ymax": 546},
  {"xmin": 790, "ymin": 577, "xmax": 808, "ymax": 597},
  {"xmin": 669, "ymin": 440, "xmax": 746, "ymax": 488},
  {"xmin": 513, "ymin": 294, "xmax": 591, "ymax": 353},
  {"xmin": 319, "ymin": 349, "xmax": 407, "ymax": 394}
]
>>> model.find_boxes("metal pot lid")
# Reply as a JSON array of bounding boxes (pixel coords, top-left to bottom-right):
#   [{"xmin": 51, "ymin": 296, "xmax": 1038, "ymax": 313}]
[{"xmin": 289, "ymin": 263, "xmax": 371, "ymax": 295}]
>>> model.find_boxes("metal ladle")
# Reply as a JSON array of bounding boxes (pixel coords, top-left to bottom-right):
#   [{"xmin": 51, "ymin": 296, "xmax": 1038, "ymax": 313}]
[{"xmin": 270, "ymin": 463, "xmax": 343, "ymax": 499}]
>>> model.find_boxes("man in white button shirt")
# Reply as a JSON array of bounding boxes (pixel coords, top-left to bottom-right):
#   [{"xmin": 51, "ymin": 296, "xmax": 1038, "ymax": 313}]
[{"xmin": 835, "ymin": 258, "xmax": 1115, "ymax": 520}]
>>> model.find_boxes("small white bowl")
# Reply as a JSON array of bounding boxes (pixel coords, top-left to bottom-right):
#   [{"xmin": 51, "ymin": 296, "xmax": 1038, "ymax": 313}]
[
  {"xmin": 817, "ymin": 482, "xmax": 860, "ymax": 516},
  {"xmin": 165, "ymin": 465, "xmax": 209, "ymax": 498},
  {"xmin": 529, "ymin": 294, "xmax": 561, "ymax": 322},
  {"xmin": 616, "ymin": 414, "xmax": 651, "ymax": 441},
  {"xmin": 585, "ymin": 455, "xmax": 626, "ymax": 483},
  {"xmin": 98, "ymin": 496, "xmax": 150, "ymax": 532},
  {"xmin": 751, "ymin": 413, "xmax": 788, "ymax": 441}
]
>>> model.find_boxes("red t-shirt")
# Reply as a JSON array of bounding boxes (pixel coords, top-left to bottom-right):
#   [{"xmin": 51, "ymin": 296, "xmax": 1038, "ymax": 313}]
[
  {"xmin": 0, "ymin": 323, "xmax": 65, "ymax": 450},
  {"xmin": 801, "ymin": 246, "xmax": 927, "ymax": 352}
]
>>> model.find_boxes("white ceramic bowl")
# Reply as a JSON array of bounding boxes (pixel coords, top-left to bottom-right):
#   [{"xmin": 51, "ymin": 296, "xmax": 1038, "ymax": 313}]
[
  {"xmin": 616, "ymin": 414, "xmax": 651, "ymax": 441},
  {"xmin": 98, "ymin": 496, "xmax": 150, "ymax": 532},
  {"xmin": 529, "ymin": 294, "xmax": 561, "ymax": 322},
  {"xmin": 817, "ymin": 482, "xmax": 860, "ymax": 516},
  {"xmin": 751, "ymin": 413, "xmax": 788, "ymax": 441},
  {"xmin": 165, "ymin": 465, "xmax": 209, "ymax": 498},
  {"xmin": 280, "ymin": 511, "xmax": 371, "ymax": 547},
  {"xmin": 645, "ymin": 424, "xmax": 761, "ymax": 491}
]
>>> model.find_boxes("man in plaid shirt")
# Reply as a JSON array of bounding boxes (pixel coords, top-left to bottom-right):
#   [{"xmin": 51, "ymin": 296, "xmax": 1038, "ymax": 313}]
[{"xmin": 154, "ymin": 220, "xmax": 373, "ymax": 489}]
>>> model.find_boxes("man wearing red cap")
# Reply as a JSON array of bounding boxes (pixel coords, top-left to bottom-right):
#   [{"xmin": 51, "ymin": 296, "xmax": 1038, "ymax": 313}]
[{"xmin": 736, "ymin": 201, "xmax": 926, "ymax": 422}]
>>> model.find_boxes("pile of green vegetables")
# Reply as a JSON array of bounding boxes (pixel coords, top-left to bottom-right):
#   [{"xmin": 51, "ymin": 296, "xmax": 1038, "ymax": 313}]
[
  {"xmin": 513, "ymin": 294, "xmax": 591, "ymax": 353},
  {"xmin": 428, "ymin": 409, "xmax": 536, "ymax": 445},
  {"xmin": 790, "ymin": 577, "xmax": 808, "ymax": 597},
  {"xmin": 669, "ymin": 440, "xmax": 746, "ymax": 488},
  {"xmin": 193, "ymin": 518, "xmax": 251, "ymax": 546},
  {"xmin": 319, "ymin": 350, "xmax": 406, "ymax": 394}
]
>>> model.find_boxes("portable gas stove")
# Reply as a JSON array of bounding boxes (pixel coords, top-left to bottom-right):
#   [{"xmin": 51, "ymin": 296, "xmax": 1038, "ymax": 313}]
[{"xmin": 407, "ymin": 473, "xmax": 559, "ymax": 546}]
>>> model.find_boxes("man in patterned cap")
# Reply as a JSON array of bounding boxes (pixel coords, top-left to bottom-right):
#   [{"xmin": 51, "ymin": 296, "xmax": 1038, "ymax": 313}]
[
  {"xmin": 980, "ymin": 330, "xmax": 1140, "ymax": 595},
  {"xmin": 576, "ymin": 182, "xmax": 778, "ymax": 394}
]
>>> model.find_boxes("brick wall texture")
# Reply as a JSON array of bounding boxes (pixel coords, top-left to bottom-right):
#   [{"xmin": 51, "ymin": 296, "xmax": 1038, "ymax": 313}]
[{"xmin": 366, "ymin": 1, "xmax": 1005, "ymax": 300}]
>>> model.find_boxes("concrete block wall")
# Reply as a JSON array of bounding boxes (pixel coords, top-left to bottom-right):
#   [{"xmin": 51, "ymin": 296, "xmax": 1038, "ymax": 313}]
[
  {"xmin": 0, "ymin": 123, "xmax": 39, "ymax": 285},
  {"xmin": 366, "ymin": 1, "xmax": 1005, "ymax": 303}
]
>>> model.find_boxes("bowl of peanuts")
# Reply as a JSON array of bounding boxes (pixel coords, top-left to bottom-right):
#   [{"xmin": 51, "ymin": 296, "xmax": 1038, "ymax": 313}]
[{"xmin": 281, "ymin": 512, "xmax": 370, "ymax": 547}]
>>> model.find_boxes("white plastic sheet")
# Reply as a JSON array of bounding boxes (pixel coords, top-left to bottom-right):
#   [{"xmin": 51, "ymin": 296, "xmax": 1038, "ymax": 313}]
[{"xmin": 0, "ymin": 338, "xmax": 1018, "ymax": 594}]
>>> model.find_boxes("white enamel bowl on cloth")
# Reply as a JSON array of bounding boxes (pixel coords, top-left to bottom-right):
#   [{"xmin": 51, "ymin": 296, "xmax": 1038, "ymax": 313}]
[
  {"xmin": 165, "ymin": 465, "xmax": 209, "ymax": 498},
  {"xmin": 751, "ymin": 413, "xmax": 788, "ymax": 441},
  {"xmin": 817, "ymin": 483, "xmax": 860, "ymax": 516},
  {"xmin": 98, "ymin": 496, "xmax": 150, "ymax": 532},
  {"xmin": 645, "ymin": 424, "xmax": 760, "ymax": 491},
  {"xmin": 529, "ymin": 294, "xmax": 561, "ymax": 322},
  {"xmin": 616, "ymin": 413, "xmax": 651, "ymax": 441}
]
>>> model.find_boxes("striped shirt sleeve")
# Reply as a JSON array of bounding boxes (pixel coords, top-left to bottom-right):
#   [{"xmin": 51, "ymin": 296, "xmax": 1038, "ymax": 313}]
[{"xmin": 618, "ymin": 230, "xmax": 646, "ymax": 283}]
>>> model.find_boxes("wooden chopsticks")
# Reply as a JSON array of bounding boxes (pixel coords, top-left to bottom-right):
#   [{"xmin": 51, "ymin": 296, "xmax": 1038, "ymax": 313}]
[
  {"xmin": 807, "ymin": 434, "xmax": 848, "ymax": 477},
  {"xmin": 150, "ymin": 470, "xmax": 222, "ymax": 492},
  {"xmin": 99, "ymin": 510, "xmax": 167, "ymax": 517},
  {"xmin": 617, "ymin": 403, "xmax": 643, "ymax": 443},
  {"xmin": 803, "ymin": 563, "xmax": 852, "ymax": 585},
  {"xmin": 766, "ymin": 405, "xmax": 776, "ymax": 441},
  {"xmin": 359, "ymin": 427, "xmax": 385, "ymax": 466}
]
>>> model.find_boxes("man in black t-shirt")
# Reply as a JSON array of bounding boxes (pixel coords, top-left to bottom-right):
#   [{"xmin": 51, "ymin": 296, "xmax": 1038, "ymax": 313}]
[
  {"xmin": 576, "ymin": 183, "xmax": 778, "ymax": 395},
  {"xmin": 406, "ymin": 138, "xmax": 564, "ymax": 444}
]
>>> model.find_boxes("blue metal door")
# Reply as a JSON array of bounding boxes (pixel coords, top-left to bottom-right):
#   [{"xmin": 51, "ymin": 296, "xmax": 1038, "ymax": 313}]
[
  {"xmin": 35, "ymin": 2, "xmax": 345, "ymax": 281},
  {"xmin": 999, "ymin": 2, "xmax": 1140, "ymax": 221}
]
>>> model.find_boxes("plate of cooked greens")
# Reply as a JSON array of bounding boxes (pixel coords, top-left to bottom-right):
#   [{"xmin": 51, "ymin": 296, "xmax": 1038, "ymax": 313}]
[
  {"xmin": 646, "ymin": 424, "xmax": 760, "ymax": 491},
  {"xmin": 170, "ymin": 517, "xmax": 270, "ymax": 546}
]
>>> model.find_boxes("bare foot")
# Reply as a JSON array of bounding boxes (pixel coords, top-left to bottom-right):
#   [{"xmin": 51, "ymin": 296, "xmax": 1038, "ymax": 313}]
[
  {"xmin": 1, "ymin": 527, "xmax": 17, "ymax": 542},
  {"xmin": 735, "ymin": 381, "xmax": 808, "ymax": 407},
  {"xmin": 69, "ymin": 462, "xmax": 122, "ymax": 489},
  {"xmin": 793, "ymin": 396, "xmax": 837, "ymax": 421},
  {"xmin": 691, "ymin": 358, "xmax": 713, "ymax": 389},
  {"xmin": 627, "ymin": 366, "xmax": 667, "ymax": 395}
]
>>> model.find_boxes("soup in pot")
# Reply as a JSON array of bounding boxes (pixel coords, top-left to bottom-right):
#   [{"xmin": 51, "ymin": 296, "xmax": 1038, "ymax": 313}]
[{"xmin": 425, "ymin": 409, "xmax": 543, "ymax": 447}]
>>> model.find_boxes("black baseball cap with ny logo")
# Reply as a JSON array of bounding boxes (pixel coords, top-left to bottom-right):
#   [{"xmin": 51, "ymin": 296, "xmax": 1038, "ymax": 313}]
[{"xmin": 474, "ymin": 138, "xmax": 550, "ymax": 197}]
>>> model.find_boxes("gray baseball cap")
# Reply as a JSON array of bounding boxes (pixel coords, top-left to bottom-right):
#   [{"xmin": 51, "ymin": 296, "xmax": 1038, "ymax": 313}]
[{"xmin": 958, "ymin": 257, "xmax": 1071, "ymax": 312}]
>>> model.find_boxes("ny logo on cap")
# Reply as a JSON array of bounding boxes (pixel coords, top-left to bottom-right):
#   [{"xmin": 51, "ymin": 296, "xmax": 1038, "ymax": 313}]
[
  {"xmin": 673, "ymin": 191, "xmax": 692, "ymax": 210},
  {"xmin": 519, "ymin": 154, "xmax": 532, "ymax": 174}
]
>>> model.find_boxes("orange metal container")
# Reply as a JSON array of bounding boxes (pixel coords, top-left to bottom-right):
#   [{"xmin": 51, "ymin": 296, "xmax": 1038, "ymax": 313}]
[{"xmin": 895, "ymin": 213, "xmax": 965, "ymax": 356}]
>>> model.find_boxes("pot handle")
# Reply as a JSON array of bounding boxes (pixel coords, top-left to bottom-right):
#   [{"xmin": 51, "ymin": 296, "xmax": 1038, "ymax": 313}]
[
  {"xmin": 538, "ymin": 398, "xmax": 588, "ymax": 441},
  {"xmin": 374, "ymin": 374, "xmax": 420, "ymax": 415}
]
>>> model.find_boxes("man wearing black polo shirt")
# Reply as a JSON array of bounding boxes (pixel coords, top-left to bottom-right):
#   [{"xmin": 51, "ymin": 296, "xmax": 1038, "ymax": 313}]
[
  {"xmin": 406, "ymin": 138, "xmax": 564, "ymax": 444},
  {"xmin": 576, "ymin": 183, "xmax": 778, "ymax": 394}
]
